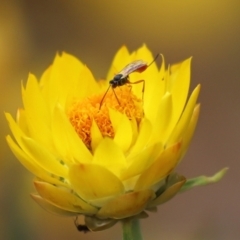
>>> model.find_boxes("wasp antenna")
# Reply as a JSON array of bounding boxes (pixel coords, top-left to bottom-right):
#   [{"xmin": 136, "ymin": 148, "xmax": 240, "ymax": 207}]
[
  {"xmin": 148, "ymin": 53, "xmax": 160, "ymax": 67},
  {"xmin": 99, "ymin": 85, "xmax": 111, "ymax": 109}
]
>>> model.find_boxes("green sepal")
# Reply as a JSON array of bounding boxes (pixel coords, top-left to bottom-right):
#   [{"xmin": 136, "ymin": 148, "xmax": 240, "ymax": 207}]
[{"xmin": 180, "ymin": 167, "xmax": 228, "ymax": 193}]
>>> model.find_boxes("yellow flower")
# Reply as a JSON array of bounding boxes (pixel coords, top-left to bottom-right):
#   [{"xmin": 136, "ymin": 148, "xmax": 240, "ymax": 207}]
[{"xmin": 5, "ymin": 45, "xmax": 200, "ymax": 231}]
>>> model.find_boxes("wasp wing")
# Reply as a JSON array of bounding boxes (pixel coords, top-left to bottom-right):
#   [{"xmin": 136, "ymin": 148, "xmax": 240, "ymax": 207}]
[{"xmin": 118, "ymin": 60, "xmax": 148, "ymax": 78}]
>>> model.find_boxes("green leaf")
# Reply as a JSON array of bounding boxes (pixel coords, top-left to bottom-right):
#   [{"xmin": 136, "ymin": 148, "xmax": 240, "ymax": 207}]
[{"xmin": 180, "ymin": 167, "xmax": 228, "ymax": 193}]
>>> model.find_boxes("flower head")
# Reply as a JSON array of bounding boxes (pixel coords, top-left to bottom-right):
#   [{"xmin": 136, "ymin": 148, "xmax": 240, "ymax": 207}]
[{"xmin": 6, "ymin": 45, "xmax": 201, "ymax": 231}]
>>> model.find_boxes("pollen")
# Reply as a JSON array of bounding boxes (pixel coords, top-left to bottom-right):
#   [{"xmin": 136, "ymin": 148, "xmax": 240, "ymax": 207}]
[{"xmin": 67, "ymin": 85, "xmax": 143, "ymax": 150}]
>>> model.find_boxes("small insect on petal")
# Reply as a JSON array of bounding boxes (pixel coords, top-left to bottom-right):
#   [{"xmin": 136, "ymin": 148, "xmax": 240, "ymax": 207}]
[
  {"xmin": 74, "ymin": 217, "xmax": 90, "ymax": 233},
  {"xmin": 99, "ymin": 54, "xmax": 159, "ymax": 109}
]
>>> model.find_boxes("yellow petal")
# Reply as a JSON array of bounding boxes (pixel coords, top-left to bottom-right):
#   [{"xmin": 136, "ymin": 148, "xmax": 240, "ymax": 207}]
[
  {"xmin": 69, "ymin": 163, "xmax": 124, "ymax": 202},
  {"xmin": 93, "ymin": 138, "xmax": 127, "ymax": 177},
  {"xmin": 34, "ymin": 181, "xmax": 98, "ymax": 214},
  {"xmin": 167, "ymin": 84, "xmax": 200, "ymax": 146},
  {"xmin": 109, "ymin": 108, "xmax": 132, "ymax": 153},
  {"xmin": 90, "ymin": 119, "xmax": 103, "ymax": 152},
  {"xmin": 52, "ymin": 104, "xmax": 92, "ymax": 164},
  {"xmin": 6, "ymin": 112, "xmax": 62, "ymax": 176},
  {"xmin": 150, "ymin": 92, "xmax": 173, "ymax": 144},
  {"xmin": 128, "ymin": 45, "xmax": 159, "ymax": 103},
  {"xmin": 68, "ymin": 65, "xmax": 100, "ymax": 101},
  {"xmin": 45, "ymin": 52, "xmax": 85, "ymax": 109},
  {"xmin": 5, "ymin": 112, "xmax": 26, "ymax": 149},
  {"xmin": 6, "ymin": 135, "xmax": 66, "ymax": 187},
  {"xmin": 135, "ymin": 44, "xmax": 157, "ymax": 65},
  {"xmin": 97, "ymin": 189, "xmax": 155, "ymax": 219},
  {"xmin": 144, "ymin": 54, "xmax": 166, "ymax": 123},
  {"xmin": 123, "ymin": 142, "xmax": 163, "ymax": 181},
  {"xmin": 128, "ymin": 118, "xmax": 152, "ymax": 157},
  {"xmin": 166, "ymin": 58, "xmax": 192, "ymax": 131},
  {"xmin": 129, "ymin": 118, "xmax": 138, "ymax": 147},
  {"xmin": 148, "ymin": 176, "xmax": 186, "ymax": 207},
  {"xmin": 180, "ymin": 104, "xmax": 200, "ymax": 158},
  {"xmin": 16, "ymin": 109, "xmax": 29, "ymax": 136},
  {"xmin": 21, "ymin": 74, "xmax": 52, "ymax": 146},
  {"xmin": 39, "ymin": 63, "xmax": 52, "ymax": 87},
  {"xmin": 134, "ymin": 141, "xmax": 182, "ymax": 191},
  {"xmin": 20, "ymin": 136, "xmax": 68, "ymax": 178},
  {"xmin": 31, "ymin": 194, "xmax": 77, "ymax": 216}
]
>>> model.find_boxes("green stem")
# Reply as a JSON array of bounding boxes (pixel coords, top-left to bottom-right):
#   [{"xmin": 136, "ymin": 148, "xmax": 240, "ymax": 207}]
[{"xmin": 122, "ymin": 218, "xmax": 143, "ymax": 240}]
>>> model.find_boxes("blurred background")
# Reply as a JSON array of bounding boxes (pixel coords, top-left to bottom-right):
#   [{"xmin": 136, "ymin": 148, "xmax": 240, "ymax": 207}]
[{"xmin": 0, "ymin": 0, "xmax": 239, "ymax": 239}]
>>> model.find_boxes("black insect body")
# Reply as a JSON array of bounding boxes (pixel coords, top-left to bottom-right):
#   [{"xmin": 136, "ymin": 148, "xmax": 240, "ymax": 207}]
[
  {"xmin": 74, "ymin": 217, "xmax": 90, "ymax": 233},
  {"xmin": 99, "ymin": 54, "xmax": 159, "ymax": 109},
  {"xmin": 75, "ymin": 224, "xmax": 90, "ymax": 233}
]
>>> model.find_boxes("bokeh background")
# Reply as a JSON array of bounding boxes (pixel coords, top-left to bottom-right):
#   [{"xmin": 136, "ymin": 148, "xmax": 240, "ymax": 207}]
[{"xmin": 0, "ymin": 0, "xmax": 239, "ymax": 239}]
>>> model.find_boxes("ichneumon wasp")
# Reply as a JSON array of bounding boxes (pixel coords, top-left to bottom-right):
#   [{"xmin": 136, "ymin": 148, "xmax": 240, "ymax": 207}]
[{"xmin": 99, "ymin": 53, "xmax": 159, "ymax": 109}]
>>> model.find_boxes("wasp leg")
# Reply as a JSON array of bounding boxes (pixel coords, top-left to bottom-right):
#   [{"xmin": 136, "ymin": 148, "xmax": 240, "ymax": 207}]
[
  {"xmin": 128, "ymin": 79, "xmax": 145, "ymax": 103},
  {"xmin": 111, "ymin": 87, "xmax": 121, "ymax": 106},
  {"xmin": 99, "ymin": 85, "xmax": 112, "ymax": 110}
]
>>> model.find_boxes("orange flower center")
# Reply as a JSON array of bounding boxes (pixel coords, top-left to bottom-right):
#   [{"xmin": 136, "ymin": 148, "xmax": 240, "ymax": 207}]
[{"xmin": 67, "ymin": 85, "xmax": 143, "ymax": 149}]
